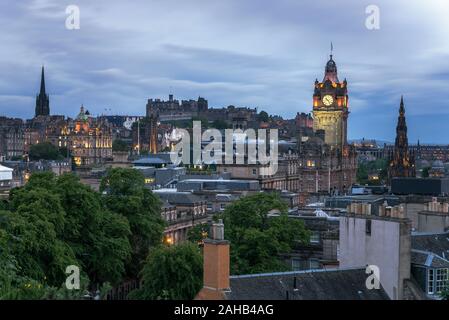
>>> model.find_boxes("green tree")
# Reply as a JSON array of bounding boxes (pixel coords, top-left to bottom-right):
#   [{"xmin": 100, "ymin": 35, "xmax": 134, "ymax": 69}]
[
  {"xmin": 356, "ymin": 163, "xmax": 369, "ymax": 185},
  {"xmin": 187, "ymin": 223, "xmax": 209, "ymax": 245},
  {"xmin": 3, "ymin": 172, "xmax": 132, "ymax": 289},
  {"xmin": 100, "ymin": 168, "xmax": 166, "ymax": 278},
  {"xmin": 55, "ymin": 173, "xmax": 131, "ymax": 285},
  {"xmin": 439, "ymin": 282, "xmax": 449, "ymax": 300},
  {"xmin": 220, "ymin": 193, "xmax": 310, "ymax": 275},
  {"xmin": 421, "ymin": 167, "xmax": 431, "ymax": 178},
  {"xmin": 211, "ymin": 119, "xmax": 230, "ymax": 130},
  {"xmin": 29, "ymin": 142, "xmax": 66, "ymax": 160},
  {"xmin": 112, "ymin": 139, "xmax": 130, "ymax": 152},
  {"xmin": 257, "ymin": 111, "xmax": 269, "ymax": 122},
  {"xmin": 129, "ymin": 243, "xmax": 203, "ymax": 300}
]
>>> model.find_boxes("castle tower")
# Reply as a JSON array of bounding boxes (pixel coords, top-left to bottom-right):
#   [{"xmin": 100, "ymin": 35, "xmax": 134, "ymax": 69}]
[
  {"xmin": 389, "ymin": 96, "xmax": 415, "ymax": 179},
  {"xmin": 312, "ymin": 51, "xmax": 349, "ymax": 150},
  {"xmin": 35, "ymin": 66, "xmax": 50, "ymax": 117}
]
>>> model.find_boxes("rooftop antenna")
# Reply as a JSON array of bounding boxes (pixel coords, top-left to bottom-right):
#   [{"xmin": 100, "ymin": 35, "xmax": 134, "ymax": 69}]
[{"xmin": 330, "ymin": 42, "xmax": 333, "ymax": 59}]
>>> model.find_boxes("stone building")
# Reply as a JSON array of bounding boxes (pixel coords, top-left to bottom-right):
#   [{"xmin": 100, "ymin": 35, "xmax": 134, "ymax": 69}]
[
  {"xmin": 146, "ymin": 94, "xmax": 208, "ymax": 122},
  {"xmin": 69, "ymin": 106, "xmax": 113, "ymax": 167},
  {"xmin": 297, "ymin": 53, "xmax": 357, "ymax": 196},
  {"xmin": 0, "ymin": 117, "xmax": 25, "ymax": 160}
]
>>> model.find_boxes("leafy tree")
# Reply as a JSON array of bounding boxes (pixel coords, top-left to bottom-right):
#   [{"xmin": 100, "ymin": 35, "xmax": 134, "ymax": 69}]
[
  {"xmin": 356, "ymin": 163, "xmax": 369, "ymax": 185},
  {"xmin": 211, "ymin": 119, "xmax": 230, "ymax": 130},
  {"xmin": 187, "ymin": 223, "xmax": 209, "ymax": 245},
  {"xmin": 29, "ymin": 142, "xmax": 66, "ymax": 160},
  {"xmin": 128, "ymin": 243, "xmax": 203, "ymax": 300},
  {"xmin": 100, "ymin": 168, "xmax": 166, "ymax": 278},
  {"xmin": 112, "ymin": 139, "xmax": 130, "ymax": 152},
  {"xmin": 54, "ymin": 173, "xmax": 131, "ymax": 285},
  {"xmin": 0, "ymin": 208, "xmax": 77, "ymax": 286},
  {"xmin": 2, "ymin": 172, "xmax": 132, "ymax": 292},
  {"xmin": 220, "ymin": 193, "xmax": 310, "ymax": 275},
  {"xmin": 421, "ymin": 167, "xmax": 431, "ymax": 178},
  {"xmin": 257, "ymin": 111, "xmax": 270, "ymax": 123},
  {"xmin": 439, "ymin": 281, "xmax": 449, "ymax": 300}
]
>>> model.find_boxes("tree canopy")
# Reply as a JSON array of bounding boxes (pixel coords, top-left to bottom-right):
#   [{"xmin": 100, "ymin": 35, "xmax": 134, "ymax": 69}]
[
  {"xmin": 257, "ymin": 111, "xmax": 270, "ymax": 123},
  {"xmin": 100, "ymin": 168, "xmax": 166, "ymax": 278},
  {"xmin": 219, "ymin": 193, "xmax": 310, "ymax": 275},
  {"xmin": 28, "ymin": 142, "xmax": 67, "ymax": 160},
  {"xmin": 128, "ymin": 243, "xmax": 203, "ymax": 300},
  {"xmin": 112, "ymin": 139, "xmax": 130, "ymax": 152},
  {"xmin": 0, "ymin": 170, "xmax": 166, "ymax": 299}
]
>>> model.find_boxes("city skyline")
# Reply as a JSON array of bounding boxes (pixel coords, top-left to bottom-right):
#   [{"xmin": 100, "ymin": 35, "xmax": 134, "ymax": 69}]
[{"xmin": 1, "ymin": 0, "xmax": 449, "ymax": 142}]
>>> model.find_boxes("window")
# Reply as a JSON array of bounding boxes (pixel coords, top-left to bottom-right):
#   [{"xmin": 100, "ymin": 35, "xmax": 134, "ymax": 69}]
[
  {"xmin": 292, "ymin": 259, "xmax": 301, "ymax": 271},
  {"xmin": 309, "ymin": 259, "xmax": 320, "ymax": 270},
  {"xmin": 428, "ymin": 269, "xmax": 435, "ymax": 294},
  {"xmin": 435, "ymin": 268, "xmax": 448, "ymax": 293},
  {"xmin": 310, "ymin": 231, "xmax": 320, "ymax": 244},
  {"xmin": 365, "ymin": 220, "xmax": 372, "ymax": 236},
  {"xmin": 252, "ymin": 168, "xmax": 257, "ymax": 175},
  {"xmin": 220, "ymin": 203, "xmax": 226, "ymax": 210}
]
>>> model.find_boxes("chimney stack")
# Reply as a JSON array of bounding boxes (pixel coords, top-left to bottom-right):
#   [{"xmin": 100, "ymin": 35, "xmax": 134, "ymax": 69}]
[{"xmin": 195, "ymin": 219, "xmax": 230, "ymax": 300}]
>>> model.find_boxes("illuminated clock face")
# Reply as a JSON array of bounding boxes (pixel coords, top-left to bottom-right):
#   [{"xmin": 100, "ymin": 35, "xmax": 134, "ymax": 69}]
[{"xmin": 322, "ymin": 95, "xmax": 334, "ymax": 106}]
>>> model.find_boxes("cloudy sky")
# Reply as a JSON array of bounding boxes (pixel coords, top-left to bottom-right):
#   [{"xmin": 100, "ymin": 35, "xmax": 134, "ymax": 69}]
[{"xmin": 1, "ymin": 0, "xmax": 449, "ymax": 143}]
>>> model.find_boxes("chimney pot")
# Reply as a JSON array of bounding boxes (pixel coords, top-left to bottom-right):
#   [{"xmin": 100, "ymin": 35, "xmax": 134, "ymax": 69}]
[{"xmin": 211, "ymin": 219, "xmax": 225, "ymax": 240}]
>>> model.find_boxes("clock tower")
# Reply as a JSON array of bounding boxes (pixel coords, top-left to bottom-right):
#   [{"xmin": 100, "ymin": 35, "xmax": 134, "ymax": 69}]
[{"xmin": 312, "ymin": 53, "xmax": 349, "ymax": 150}]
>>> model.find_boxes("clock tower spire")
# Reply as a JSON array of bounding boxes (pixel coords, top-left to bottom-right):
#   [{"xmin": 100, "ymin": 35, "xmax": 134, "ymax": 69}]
[{"xmin": 312, "ymin": 51, "xmax": 349, "ymax": 149}]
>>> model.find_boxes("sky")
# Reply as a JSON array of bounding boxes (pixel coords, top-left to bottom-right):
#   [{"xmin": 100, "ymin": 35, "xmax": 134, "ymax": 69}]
[{"xmin": 0, "ymin": 0, "xmax": 449, "ymax": 143}]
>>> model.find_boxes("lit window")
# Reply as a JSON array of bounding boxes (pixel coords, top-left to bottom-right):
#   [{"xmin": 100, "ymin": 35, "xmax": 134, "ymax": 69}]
[{"xmin": 306, "ymin": 160, "xmax": 315, "ymax": 167}]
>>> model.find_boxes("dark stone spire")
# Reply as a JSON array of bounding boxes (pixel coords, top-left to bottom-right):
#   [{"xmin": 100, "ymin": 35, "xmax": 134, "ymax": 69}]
[
  {"xmin": 40, "ymin": 65, "xmax": 46, "ymax": 94},
  {"xmin": 35, "ymin": 66, "xmax": 50, "ymax": 117},
  {"xmin": 389, "ymin": 96, "xmax": 415, "ymax": 179}
]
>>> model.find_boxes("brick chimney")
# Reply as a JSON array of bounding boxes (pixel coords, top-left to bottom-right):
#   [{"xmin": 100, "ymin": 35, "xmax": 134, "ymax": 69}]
[{"xmin": 195, "ymin": 219, "xmax": 230, "ymax": 300}]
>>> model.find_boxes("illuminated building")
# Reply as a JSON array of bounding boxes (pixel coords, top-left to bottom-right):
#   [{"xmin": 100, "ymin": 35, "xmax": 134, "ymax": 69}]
[
  {"xmin": 312, "ymin": 52, "xmax": 348, "ymax": 148},
  {"xmin": 69, "ymin": 105, "xmax": 113, "ymax": 167},
  {"xmin": 297, "ymin": 51, "xmax": 357, "ymax": 196}
]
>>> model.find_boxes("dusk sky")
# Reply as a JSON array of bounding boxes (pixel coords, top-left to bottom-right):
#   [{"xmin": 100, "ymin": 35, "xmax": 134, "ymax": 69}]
[{"xmin": 1, "ymin": 0, "xmax": 449, "ymax": 143}]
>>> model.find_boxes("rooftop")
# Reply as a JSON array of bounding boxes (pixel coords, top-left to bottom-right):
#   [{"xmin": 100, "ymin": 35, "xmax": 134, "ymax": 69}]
[{"xmin": 226, "ymin": 268, "xmax": 389, "ymax": 300}]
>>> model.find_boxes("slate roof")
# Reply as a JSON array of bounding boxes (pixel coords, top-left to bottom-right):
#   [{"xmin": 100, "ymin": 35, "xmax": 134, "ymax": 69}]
[
  {"xmin": 411, "ymin": 250, "xmax": 449, "ymax": 268},
  {"xmin": 411, "ymin": 232, "xmax": 449, "ymax": 268},
  {"xmin": 155, "ymin": 191, "xmax": 204, "ymax": 205},
  {"xmin": 225, "ymin": 268, "xmax": 390, "ymax": 300}
]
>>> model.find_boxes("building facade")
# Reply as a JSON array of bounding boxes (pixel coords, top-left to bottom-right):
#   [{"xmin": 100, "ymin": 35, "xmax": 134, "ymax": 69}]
[{"xmin": 69, "ymin": 106, "xmax": 113, "ymax": 167}]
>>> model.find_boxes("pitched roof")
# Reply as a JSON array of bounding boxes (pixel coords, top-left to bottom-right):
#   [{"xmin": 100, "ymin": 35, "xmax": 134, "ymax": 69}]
[
  {"xmin": 411, "ymin": 232, "xmax": 449, "ymax": 268},
  {"xmin": 225, "ymin": 268, "xmax": 389, "ymax": 300},
  {"xmin": 412, "ymin": 232, "xmax": 449, "ymax": 258}
]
